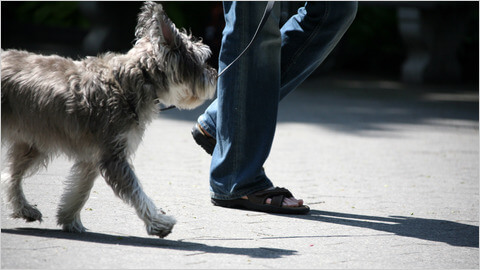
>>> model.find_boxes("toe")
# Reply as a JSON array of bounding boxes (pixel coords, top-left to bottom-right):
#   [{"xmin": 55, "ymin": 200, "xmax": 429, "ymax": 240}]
[
  {"xmin": 264, "ymin": 197, "xmax": 304, "ymax": 207},
  {"xmin": 283, "ymin": 197, "xmax": 303, "ymax": 207}
]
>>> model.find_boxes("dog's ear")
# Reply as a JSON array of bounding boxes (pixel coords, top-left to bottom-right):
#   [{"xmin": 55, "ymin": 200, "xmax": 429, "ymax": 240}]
[
  {"xmin": 135, "ymin": 1, "xmax": 178, "ymax": 48},
  {"xmin": 158, "ymin": 12, "xmax": 178, "ymax": 48}
]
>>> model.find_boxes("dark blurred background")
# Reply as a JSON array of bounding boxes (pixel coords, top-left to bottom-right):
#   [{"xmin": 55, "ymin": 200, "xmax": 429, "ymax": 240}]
[{"xmin": 1, "ymin": 1, "xmax": 478, "ymax": 85}]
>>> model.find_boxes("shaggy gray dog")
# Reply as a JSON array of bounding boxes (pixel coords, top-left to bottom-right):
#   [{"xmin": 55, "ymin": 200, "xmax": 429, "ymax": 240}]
[{"xmin": 1, "ymin": 2, "xmax": 216, "ymax": 238}]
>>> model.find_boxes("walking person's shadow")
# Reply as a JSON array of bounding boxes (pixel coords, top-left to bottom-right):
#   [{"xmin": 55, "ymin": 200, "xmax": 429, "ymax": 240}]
[{"xmin": 282, "ymin": 209, "xmax": 479, "ymax": 248}]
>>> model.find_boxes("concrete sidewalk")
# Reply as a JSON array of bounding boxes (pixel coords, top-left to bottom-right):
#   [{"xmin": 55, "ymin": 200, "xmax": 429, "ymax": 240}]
[{"xmin": 1, "ymin": 75, "xmax": 478, "ymax": 269}]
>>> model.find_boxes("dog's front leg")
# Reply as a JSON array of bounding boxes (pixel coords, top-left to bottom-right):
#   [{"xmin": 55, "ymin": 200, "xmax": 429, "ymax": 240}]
[
  {"xmin": 100, "ymin": 158, "xmax": 176, "ymax": 238},
  {"xmin": 57, "ymin": 161, "xmax": 99, "ymax": 233}
]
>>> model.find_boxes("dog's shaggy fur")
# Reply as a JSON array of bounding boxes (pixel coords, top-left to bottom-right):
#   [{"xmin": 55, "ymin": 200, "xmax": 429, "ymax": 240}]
[{"xmin": 1, "ymin": 2, "xmax": 216, "ymax": 238}]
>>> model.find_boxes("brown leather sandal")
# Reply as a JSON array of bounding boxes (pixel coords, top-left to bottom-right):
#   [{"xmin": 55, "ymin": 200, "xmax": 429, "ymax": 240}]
[{"xmin": 211, "ymin": 187, "xmax": 310, "ymax": 215}]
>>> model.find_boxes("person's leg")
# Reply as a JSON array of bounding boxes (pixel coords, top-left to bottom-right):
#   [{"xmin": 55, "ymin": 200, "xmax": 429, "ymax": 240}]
[
  {"xmin": 198, "ymin": 1, "xmax": 357, "ymax": 135},
  {"xmin": 206, "ymin": 1, "xmax": 282, "ymax": 200},
  {"xmin": 196, "ymin": 1, "xmax": 357, "ymax": 204},
  {"xmin": 280, "ymin": 1, "xmax": 357, "ymax": 99}
]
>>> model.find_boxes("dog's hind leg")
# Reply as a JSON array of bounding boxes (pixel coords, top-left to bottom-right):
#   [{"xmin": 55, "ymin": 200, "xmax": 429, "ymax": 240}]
[
  {"xmin": 3, "ymin": 143, "xmax": 46, "ymax": 222},
  {"xmin": 57, "ymin": 161, "xmax": 98, "ymax": 233},
  {"xmin": 100, "ymin": 158, "xmax": 176, "ymax": 238}
]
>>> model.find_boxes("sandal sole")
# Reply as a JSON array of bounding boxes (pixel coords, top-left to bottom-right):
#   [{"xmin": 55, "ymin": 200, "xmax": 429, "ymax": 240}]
[{"xmin": 211, "ymin": 198, "xmax": 310, "ymax": 215}]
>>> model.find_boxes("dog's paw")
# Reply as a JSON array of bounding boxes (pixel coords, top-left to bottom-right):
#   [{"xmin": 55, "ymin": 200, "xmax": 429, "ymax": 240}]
[
  {"xmin": 60, "ymin": 220, "xmax": 87, "ymax": 233},
  {"xmin": 11, "ymin": 205, "xmax": 43, "ymax": 223},
  {"xmin": 146, "ymin": 214, "xmax": 176, "ymax": 238}
]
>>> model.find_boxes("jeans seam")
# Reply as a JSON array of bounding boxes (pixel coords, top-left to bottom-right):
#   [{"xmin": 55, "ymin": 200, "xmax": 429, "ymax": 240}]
[
  {"xmin": 229, "ymin": 2, "xmax": 249, "ymax": 192},
  {"xmin": 281, "ymin": 2, "xmax": 330, "ymax": 80}
]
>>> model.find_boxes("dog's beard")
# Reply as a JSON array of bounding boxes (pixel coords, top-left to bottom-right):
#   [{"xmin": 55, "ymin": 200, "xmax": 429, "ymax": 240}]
[
  {"xmin": 157, "ymin": 78, "xmax": 215, "ymax": 110},
  {"xmin": 157, "ymin": 62, "xmax": 216, "ymax": 110}
]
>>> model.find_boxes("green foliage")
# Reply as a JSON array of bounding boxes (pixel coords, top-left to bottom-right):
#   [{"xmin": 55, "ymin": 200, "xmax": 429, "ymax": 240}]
[
  {"xmin": 337, "ymin": 5, "xmax": 406, "ymax": 76},
  {"xmin": 162, "ymin": 2, "xmax": 214, "ymax": 35},
  {"xmin": 14, "ymin": 1, "xmax": 90, "ymax": 29}
]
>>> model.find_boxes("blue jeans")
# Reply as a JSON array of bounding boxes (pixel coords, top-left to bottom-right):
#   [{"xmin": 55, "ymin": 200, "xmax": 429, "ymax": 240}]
[{"xmin": 198, "ymin": 1, "xmax": 357, "ymax": 200}]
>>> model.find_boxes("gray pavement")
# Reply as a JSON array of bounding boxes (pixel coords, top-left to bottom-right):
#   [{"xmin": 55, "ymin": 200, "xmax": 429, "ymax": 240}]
[{"xmin": 1, "ymin": 74, "xmax": 478, "ymax": 269}]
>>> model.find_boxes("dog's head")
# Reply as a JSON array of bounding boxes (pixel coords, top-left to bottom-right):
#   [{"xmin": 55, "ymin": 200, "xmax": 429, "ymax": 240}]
[{"xmin": 134, "ymin": 1, "xmax": 216, "ymax": 110}]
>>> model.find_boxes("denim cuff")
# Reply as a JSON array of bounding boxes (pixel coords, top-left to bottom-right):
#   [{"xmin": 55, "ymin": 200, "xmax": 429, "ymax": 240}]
[
  {"xmin": 197, "ymin": 114, "xmax": 217, "ymax": 139},
  {"xmin": 210, "ymin": 177, "xmax": 274, "ymax": 200}
]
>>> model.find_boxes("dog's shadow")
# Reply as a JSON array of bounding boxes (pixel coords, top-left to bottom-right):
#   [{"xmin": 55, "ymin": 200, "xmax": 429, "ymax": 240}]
[{"xmin": 1, "ymin": 227, "xmax": 296, "ymax": 258}]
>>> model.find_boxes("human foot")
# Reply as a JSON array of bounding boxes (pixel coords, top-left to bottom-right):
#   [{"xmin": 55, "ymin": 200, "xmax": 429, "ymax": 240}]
[
  {"xmin": 212, "ymin": 187, "xmax": 310, "ymax": 214},
  {"xmin": 241, "ymin": 187, "xmax": 304, "ymax": 207}
]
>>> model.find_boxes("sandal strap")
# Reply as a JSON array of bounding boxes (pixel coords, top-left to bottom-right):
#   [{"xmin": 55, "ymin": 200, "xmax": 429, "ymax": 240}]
[
  {"xmin": 270, "ymin": 195, "xmax": 285, "ymax": 207},
  {"xmin": 248, "ymin": 187, "xmax": 293, "ymax": 206}
]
